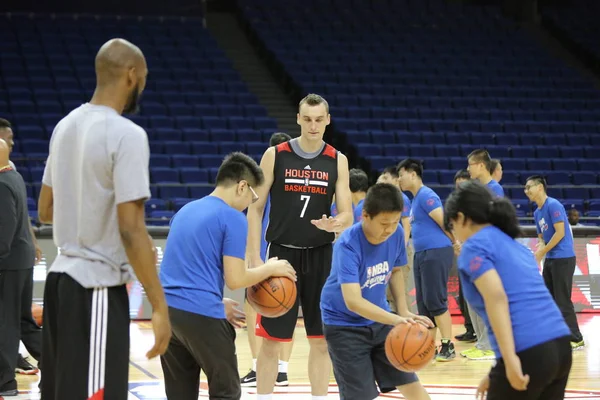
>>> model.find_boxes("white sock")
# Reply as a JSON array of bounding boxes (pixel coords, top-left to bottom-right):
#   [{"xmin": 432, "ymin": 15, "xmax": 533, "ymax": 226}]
[
  {"xmin": 257, "ymin": 395, "xmax": 272, "ymax": 400},
  {"xmin": 312, "ymin": 396, "xmax": 327, "ymax": 400},
  {"xmin": 278, "ymin": 360, "xmax": 288, "ymax": 373},
  {"xmin": 252, "ymin": 358, "xmax": 257, "ymax": 372}
]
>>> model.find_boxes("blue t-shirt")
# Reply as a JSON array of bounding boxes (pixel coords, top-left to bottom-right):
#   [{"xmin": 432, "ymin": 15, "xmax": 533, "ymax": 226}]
[
  {"xmin": 159, "ymin": 196, "xmax": 247, "ymax": 319},
  {"xmin": 260, "ymin": 196, "xmax": 271, "ymax": 260},
  {"xmin": 487, "ymin": 180, "xmax": 504, "ymax": 198},
  {"xmin": 353, "ymin": 199, "xmax": 364, "ymax": 223},
  {"xmin": 533, "ymin": 197, "xmax": 575, "ymax": 259},
  {"xmin": 320, "ymin": 223, "xmax": 407, "ymax": 326},
  {"xmin": 458, "ymin": 226, "xmax": 570, "ymax": 357},
  {"xmin": 402, "ymin": 193, "xmax": 411, "ymax": 218},
  {"xmin": 330, "ymin": 203, "xmax": 337, "ymax": 217},
  {"xmin": 410, "ymin": 186, "xmax": 452, "ymax": 252}
]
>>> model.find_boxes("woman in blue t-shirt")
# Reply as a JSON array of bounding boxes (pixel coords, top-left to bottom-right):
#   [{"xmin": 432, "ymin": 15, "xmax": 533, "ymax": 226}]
[{"xmin": 444, "ymin": 180, "xmax": 572, "ymax": 400}]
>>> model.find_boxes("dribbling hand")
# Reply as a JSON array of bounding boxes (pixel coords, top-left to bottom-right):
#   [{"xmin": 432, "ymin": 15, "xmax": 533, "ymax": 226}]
[
  {"xmin": 403, "ymin": 312, "xmax": 434, "ymax": 328},
  {"xmin": 146, "ymin": 308, "xmax": 172, "ymax": 360},
  {"xmin": 266, "ymin": 258, "xmax": 297, "ymax": 282},
  {"xmin": 311, "ymin": 214, "xmax": 343, "ymax": 233},
  {"xmin": 392, "ymin": 315, "xmax": 417, "ymax": 326}
]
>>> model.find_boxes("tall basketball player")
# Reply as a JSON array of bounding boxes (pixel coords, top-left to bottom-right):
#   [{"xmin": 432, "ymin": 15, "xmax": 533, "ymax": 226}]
[
  {"xmin": 246, "ymin": 94, "xmax": 354, "ymax": 400},
  {"xmin": 37, "ymin": 38, "xmax": 171, "ymax": 400}
]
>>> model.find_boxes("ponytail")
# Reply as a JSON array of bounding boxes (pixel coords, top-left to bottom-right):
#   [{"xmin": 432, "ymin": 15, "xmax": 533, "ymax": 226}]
[
  {"xmin": 488, "ymin": 197, "xmax": 521, "ymax": 239},
  {"xmin": 444, "ymin": 180, "xmax": 522, "ymax": 238}
]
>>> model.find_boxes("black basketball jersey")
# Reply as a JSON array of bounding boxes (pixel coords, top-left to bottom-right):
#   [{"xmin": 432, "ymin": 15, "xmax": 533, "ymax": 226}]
[{"xmin": 266, "ymin": 140, "xmax": 338, "ymax": 248}]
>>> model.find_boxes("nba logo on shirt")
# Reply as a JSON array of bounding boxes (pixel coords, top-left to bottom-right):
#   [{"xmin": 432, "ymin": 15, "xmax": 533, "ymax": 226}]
[{"xmin": 538, "ymin": 217, "xmax": 548, "ymax": 233}]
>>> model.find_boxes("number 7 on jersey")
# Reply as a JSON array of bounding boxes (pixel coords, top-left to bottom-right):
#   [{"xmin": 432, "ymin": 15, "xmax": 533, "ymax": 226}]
[{"xmin": 300, "ymin": 195, "xmax": 311, "ymax": 218}]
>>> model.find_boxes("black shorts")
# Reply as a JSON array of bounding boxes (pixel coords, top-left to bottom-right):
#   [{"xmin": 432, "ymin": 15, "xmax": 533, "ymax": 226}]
[
  {"xmin": 323, "ymin": 323, "xmax": 418, "ymax": 400},
  {"xmin": 160, "ymin": 307, "xmax": 240, "ymax": 400},
  {"xmin": 41, "ymin": 272, "xmax": 130, "ymax": 400},
  {"xmin": 256, "ymin": 243, "xmax": 332, "ymax": 341},
  {"xmin": 488, "ymin": 336, "xmax": 571, "ymax": 400},
  {"xmin": 413, "ymin": 246, "xmax": 453, "ymax": 318}
]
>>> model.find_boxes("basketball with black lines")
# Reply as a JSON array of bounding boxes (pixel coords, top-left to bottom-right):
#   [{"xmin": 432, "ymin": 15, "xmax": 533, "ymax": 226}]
[
  {"xmin": 385, "ymin": 323, "xmax": 436, "ymax": 372},
  {"xmin": 247, "ymin": 277, "xmax": 297, "ymax": 318}
]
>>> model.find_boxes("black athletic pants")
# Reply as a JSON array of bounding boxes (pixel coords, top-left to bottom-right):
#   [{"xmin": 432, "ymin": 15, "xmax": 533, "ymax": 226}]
[
  {"xmin": 41, "ymin": 272, "xmax": 130, "ymax": 400},
  {"xmin": 543, "ymin": 257, "xmax": 583, "ymax": 343},
  {"xmin": 488, "ymin": 337, "xmax": 572, "ymax": 400},
  {"xmin": 20, "ymin": 267, "xmax": 42, "ymax": 363},
  {"xmin": 458, "ymin": 274, "xmax": 473, "ymax": 333},
  {"xmin": 161, "ymin": 307, "xmax": 241, "ymax": 400},
  {"xmin": 0, "ymin": 268, "xmax": 37, "ymax": 392}
]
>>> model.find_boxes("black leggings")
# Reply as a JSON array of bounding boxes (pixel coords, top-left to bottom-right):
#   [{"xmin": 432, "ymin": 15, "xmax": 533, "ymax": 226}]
[{"xmin": 488, "ymin": 336, "xmax": 572, "ymax": 400}]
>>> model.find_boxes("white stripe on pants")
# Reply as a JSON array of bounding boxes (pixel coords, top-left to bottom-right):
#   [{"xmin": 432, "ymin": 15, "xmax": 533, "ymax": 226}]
[{"xmin": 88, "ymin": 287, "xmax": 108, "ymax": 398}]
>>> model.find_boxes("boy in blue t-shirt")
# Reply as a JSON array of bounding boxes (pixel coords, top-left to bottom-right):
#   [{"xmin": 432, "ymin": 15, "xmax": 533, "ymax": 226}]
[
  {"xmin": 464, "ymin": 149, "xmax": 505, "ymax": 360},
  {"xmin": 526, "ymin": 175, "xmax": 584, "ymax": 349},
  {"xmin": 397, "ymin": 159, "xmax": 457, "ymax": 361},
  {"xmin": 320, "ymin": 183, "xmax": 433, "ymax": 400},
  {"xmin": 445, "ymin": 180, "xmax": 572, "ymax": 399},
  {"xmin": 158, "ymin": 152, "xmax": 296, "ymax": 400}
]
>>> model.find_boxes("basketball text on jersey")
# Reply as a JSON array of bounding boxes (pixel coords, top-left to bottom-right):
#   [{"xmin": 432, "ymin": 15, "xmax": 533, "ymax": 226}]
[
  {"xmin": 362, "ymin": 261, "xmax": 391, "ymax": 290},
  {"xmin": 284, "ymin": 167, "xmax": 329, "ymax": 194}
]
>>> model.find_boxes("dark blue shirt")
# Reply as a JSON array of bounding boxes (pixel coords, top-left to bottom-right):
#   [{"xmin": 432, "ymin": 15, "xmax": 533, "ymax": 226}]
[
  {"xmin": 533, "ymin": 197, "xmax": 575, "ymax": 259},
  {"xmin": 320, "ymin": 223, "xmax": 407, "ymax": 326},
  {"xmin": 458, "ymin": 225, "xmax": 570, "ymax": 357},
  {"xmin": 160, "ymin": 196, "xmax": 247, "ymax": 319},
  {"xmin": 410, "ymin": 186, "xmax": 452, "ymax": 252}
]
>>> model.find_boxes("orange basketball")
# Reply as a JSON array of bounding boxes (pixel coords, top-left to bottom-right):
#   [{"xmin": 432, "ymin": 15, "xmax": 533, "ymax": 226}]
[
  {"xmin": 385, "ymin": 322, "xmax": 436, "ymax": 372},
  {"xmin": 32, "ymin": 303, "xmax": 43, "ymax": 327},
  {"xmin": 247, "ymin": 277, "xmax": 297, "ymax": 318}
]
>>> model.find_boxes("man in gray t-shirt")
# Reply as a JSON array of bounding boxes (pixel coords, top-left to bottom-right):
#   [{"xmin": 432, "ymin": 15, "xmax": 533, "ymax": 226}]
[{"xmin": 37, "ymin": 38, "xmax": 171, "ymax": 400}]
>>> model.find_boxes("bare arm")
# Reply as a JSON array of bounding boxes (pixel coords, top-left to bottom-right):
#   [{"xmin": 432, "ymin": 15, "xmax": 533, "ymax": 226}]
[
  {"xmin": 429, "ymin": 207, "xmax": 455, "ymax": 242},
  {"xmin": 389, "ymin": 267, "xmax": 410, "ymax": 315},
  {"xmin": 401, "ymin": 217, "xmax": 411, "ymax": 246},
  {"xmin": 537, "ymin": 222, "xmax": 565, "ymax": 256},
  {"xmin": 37, "ymin": 184, "xmax": 54, "ymax": 224},
  {"xmin": 223, "ymin": 256, "xmax": 296, "ymax": 291},
  {"xmin": 474, "ymin": 269, "xmax": 516, "ymax": 360},
  {"xmin": 332, "ymin": 154, "xmax": 354, "ymax": 231},
  {"xmin": 117, "ymin": 199, "xmax": 168, "ymax": 313},
  {"xmin": 246, "ymin": 147, "xmax": 275, "ymax": 266},
  {"xmin": 341, "ymin": 282, "xmax": 404, "ymax": 326}
]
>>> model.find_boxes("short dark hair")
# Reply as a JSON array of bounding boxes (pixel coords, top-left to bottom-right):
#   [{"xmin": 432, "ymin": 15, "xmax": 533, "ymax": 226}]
[
  {"xmin": 397, "ymin": 158, "xmax": 423, "ymax": 178},
  {"xmin": 444, "ymin": 180, "xmax": 521, "ymax": 239},
  {"xmin": 363, "ymin": 183, "xmax": 404, "ymax": 219},
  {"xmin": 269, "ymin": 132, "xmax": 292, "ymax": 147},
  {"xmin": 349, "ymin": 168, "xmax": 369, "ymax": 193},
  {"xmin": 382, "ymin": 166, "xmax": 399, "ymax": 178},
  {"xmin": 0, "ymin": 118, "xmax": 12, "ymax": 130},
  {"xmin": 467, "ymin": 149, "xmax": 492, "ymax": 173},
  {"xmin": 454, "ymin": 169, "xmax": 470, "ymax": 183},
  {"xmin": 299, "ymin": 93, "xmax": 329, "ymax": 113},
  {"xmin": 215, "ymin": 152, "xmax": 264, "ymax": 188},
  {"xmin": 525, "ymin": 174, "xmax": 547, "ymax": 192},
  {"xmin": 490, "ymin": 159, "xmax": 501, "ymax": 174}
]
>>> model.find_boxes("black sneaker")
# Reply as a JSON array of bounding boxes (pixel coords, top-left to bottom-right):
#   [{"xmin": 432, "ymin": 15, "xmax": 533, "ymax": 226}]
[
  {"xmin": 455, "ymin": 331, "xmax": 477, "ymax": 343},
  {"xmin": 275, "ymin": 372, "xmax": 289, "ymax": 386},
  {"xmin": 435, "ymin": 340, "xmax": 456, "ymax": 362},
  {"xmin": 240, "ymin": 370, "xmax": 257, "ymax": 387},
  {"xmin": 0, "ymin": 379, "xmax": 18, "ymax": 396},
  {"xmin": 16, "ymin": 354, "xmax": 39, "ymax": 375}
]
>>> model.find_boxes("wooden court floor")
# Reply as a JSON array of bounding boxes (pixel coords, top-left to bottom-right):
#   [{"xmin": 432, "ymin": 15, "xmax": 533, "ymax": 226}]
[{"xmin": 14, "ymin": 315, "xmax": 600, "ymax": 399}]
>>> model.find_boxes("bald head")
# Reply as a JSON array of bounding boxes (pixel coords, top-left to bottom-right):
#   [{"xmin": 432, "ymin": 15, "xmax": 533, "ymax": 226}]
[
  {"xmin": 92, "ymin": 39, "xmax": 148, "ymax": 114},
  {"xmin": 95, "ymin": 39, "xmax": 146, "ymax": 85},
  {"xmin": 0, "ymin": 138, "xmax": 9, "ymax": 166}
]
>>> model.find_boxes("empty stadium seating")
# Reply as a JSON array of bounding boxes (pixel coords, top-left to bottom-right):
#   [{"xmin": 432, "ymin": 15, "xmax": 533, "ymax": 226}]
[
  {"xmin": 0, "ymin": 13, "xmax": 277, "ymax": 223},
  {"xmin": 239, "ymin": 0, "xmax": 600, "ymax": 219}
]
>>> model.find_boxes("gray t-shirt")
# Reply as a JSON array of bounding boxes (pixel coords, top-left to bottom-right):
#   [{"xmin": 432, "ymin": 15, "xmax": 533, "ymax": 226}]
[{"xmin": 42, "ymin": 103, "xmax": 151, "ymax": 288}]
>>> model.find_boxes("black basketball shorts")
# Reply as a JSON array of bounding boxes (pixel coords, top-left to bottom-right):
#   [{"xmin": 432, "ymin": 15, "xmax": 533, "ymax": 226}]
[{"xmin": 256, "ymin": 243, "xmax": 332, "ymax": 341}]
